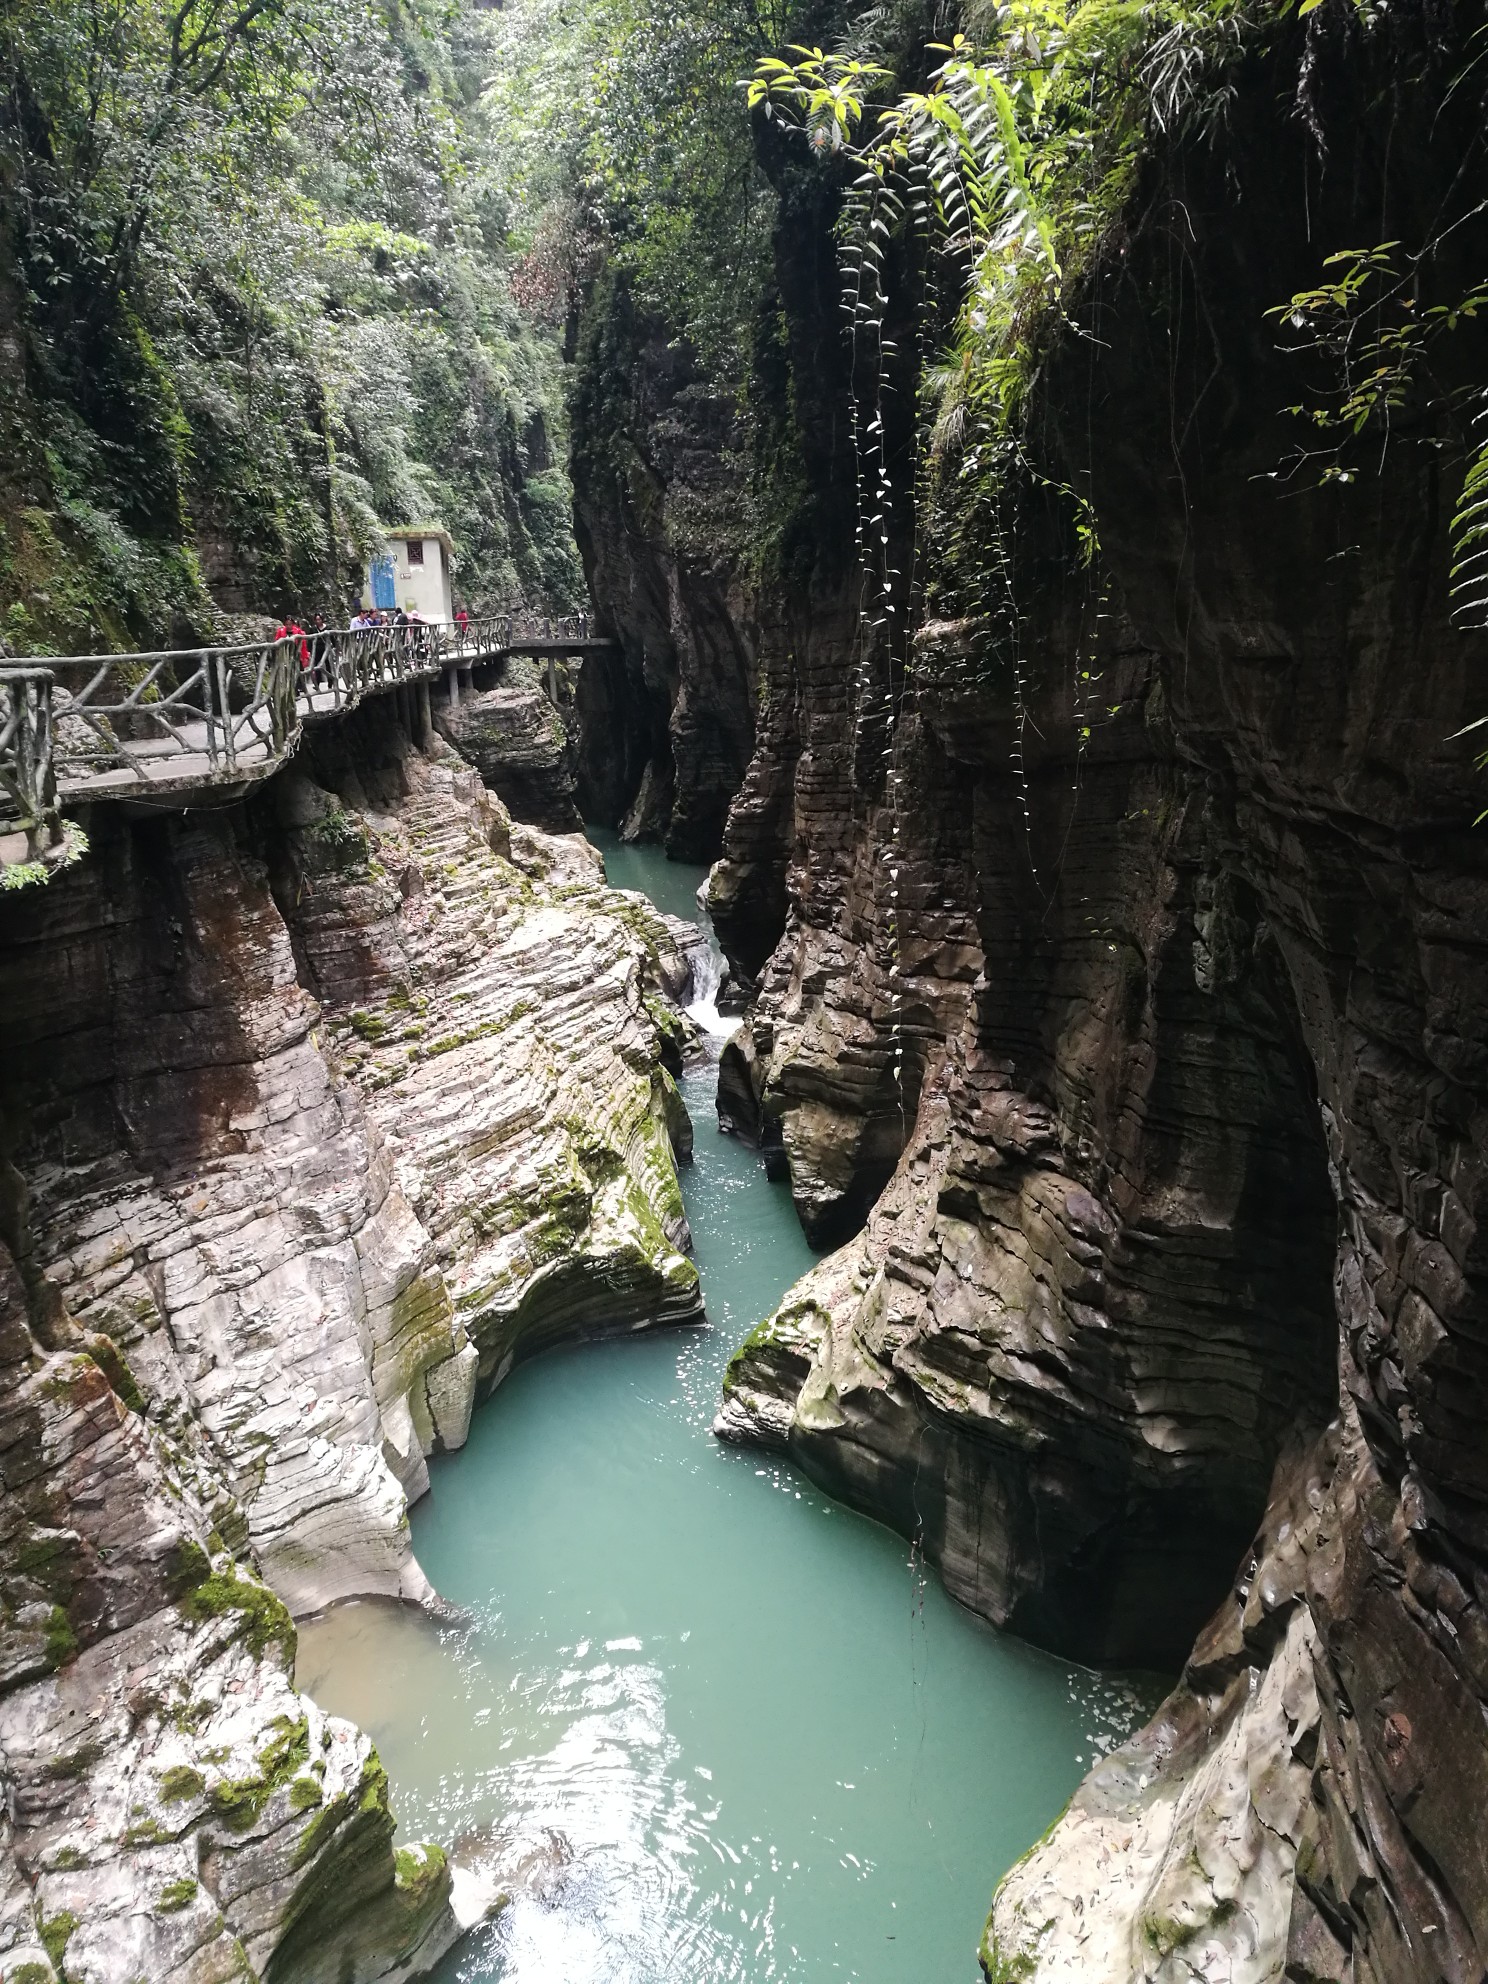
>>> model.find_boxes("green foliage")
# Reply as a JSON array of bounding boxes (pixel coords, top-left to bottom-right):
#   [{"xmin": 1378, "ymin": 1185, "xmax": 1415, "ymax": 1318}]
[
  {"xmin": 1270, "ymin": 232, "xmax": 1488, "ymax": 648},
  {"xmin": 744, "ymin": 0, "xmax": 1260, "ymax": 636},
  {"xmin": 209, "ymin": 1714, "xmax": 310, "ymax": 1833},
  {"xmin": 157, "ymin": 1877, "xmax": 199, "ymax": 1913},
  {"xmin": 747, "ymin": 0, "xmax": 1250, "ymax": 428},
  {"xmin": 48, "ymin": 1740, "xmax": 106, "ymax": 1779},
  {"xmin": 393, "ymin": 1840, "xmax": 449, "ymax": 1906},
  {"xmin": 177, "ymin": 1562, "xmax": 297, "ymax": 1663},
  {"xmin": 39, "ymin": 1909, "xmax": 79, "ymax": 1971},
  {"xmin": 483, "ymin": 0, "xmax": 791, "ymax": 387},
  {"xmin": 84, "ymin": 1332, "xmax": 145, "ymax": 1412},
  {"xmin": 0, "ymin": 822, "xmax": 89, "ymax": 892},
  {"xmin": 1452, "ymin": 401, "xmax": 1488, "ymax": 630},
  {"xmin": 164, "ymin": 1539, "xmax": 214, "ymax": 1598},
  {"xmin": 158, "ymin": 1764, "xmax": 207, "ymax": 1802},
  {"xmin": 44, "ymin": 1604, "xmax": 78, "ymax": 1670},
  {"xmin": 1, "ymin": 0, "xmax": 582, "ymax": 642}
]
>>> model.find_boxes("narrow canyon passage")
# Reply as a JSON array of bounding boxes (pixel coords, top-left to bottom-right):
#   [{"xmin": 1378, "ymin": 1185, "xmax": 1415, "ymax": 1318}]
[{"xmin": 296, "ymin": 836, "xmax": 1159, "ymax": 1983}]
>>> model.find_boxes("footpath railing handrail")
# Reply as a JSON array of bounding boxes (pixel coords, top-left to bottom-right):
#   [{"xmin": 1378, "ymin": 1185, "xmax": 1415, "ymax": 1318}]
[{"xmin": 0, "ymin": 610, "xmax": 602, "ymax": 859}]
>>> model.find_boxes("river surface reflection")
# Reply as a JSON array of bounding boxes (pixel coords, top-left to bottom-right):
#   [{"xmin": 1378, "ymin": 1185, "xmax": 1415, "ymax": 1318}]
[{"xmin": 295, "ymin": 835, "xmax": 1159, "ymax": 1982}]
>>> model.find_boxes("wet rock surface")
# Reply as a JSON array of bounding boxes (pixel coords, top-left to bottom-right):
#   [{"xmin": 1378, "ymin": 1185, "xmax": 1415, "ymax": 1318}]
[
  {"xmin": 0, "ymin": 703, "xmax": 700, "ymax": 1978},
  {"xmin": 710, "ymin": 20, "xmax": 1488, "ymax": 1983}
]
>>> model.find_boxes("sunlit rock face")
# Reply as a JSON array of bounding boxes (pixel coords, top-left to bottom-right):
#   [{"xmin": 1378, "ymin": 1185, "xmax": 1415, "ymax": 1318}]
[
  {"xmin": 0, "ymin": 701, "xmax": 699, "ymax": 1977},
  {"xmin": 712, "ymin": 12, "xmax": 1488, "ymax": 1982}
]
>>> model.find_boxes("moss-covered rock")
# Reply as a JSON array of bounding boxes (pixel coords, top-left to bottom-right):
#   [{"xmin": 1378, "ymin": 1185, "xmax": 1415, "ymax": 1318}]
[{"xmin": 177, "ymin": 1565, "xmax": 296, "ymax": 1665}]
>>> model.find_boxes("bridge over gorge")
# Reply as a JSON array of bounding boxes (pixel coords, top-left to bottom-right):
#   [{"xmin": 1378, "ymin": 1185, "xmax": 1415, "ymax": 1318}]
[{"xmin": 0, "ymin": 614, "xmax": 615, "ymax": 872}]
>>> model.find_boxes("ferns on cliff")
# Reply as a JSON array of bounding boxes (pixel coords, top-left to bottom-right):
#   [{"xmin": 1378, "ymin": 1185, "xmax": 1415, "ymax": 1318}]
[{"xmin": 741, "ymin": 0, "xmax": 1266, "ymax": 724}]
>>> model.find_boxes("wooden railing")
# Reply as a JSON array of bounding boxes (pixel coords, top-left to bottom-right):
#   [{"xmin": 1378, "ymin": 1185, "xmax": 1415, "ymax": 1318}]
[
  {"xmin": 0, "ymin": 669, "xmax": 56, "ymax": 858},
  {"xmin": 0, "ymin": 612, "xmax": 605, "ymax": 860}
]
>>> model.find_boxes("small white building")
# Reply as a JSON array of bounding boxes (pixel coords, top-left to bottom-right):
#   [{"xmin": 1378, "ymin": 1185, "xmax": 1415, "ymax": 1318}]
[{"xmin": 363, "ymin": 527, "xmax": 455, "ymax": 622}]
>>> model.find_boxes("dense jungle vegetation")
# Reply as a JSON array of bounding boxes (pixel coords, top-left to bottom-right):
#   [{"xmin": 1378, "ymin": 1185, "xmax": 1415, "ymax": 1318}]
[
  {"xmin": 3, "ymin": 0, "xmax": 1484, "ymax": 655},
  {"xmin": 0, "ymin": 0, "xmax": 810, "ymax": 653},
  {"xmin": 0, "ymin": 0, "xmax": 591, "ymax": 650}
]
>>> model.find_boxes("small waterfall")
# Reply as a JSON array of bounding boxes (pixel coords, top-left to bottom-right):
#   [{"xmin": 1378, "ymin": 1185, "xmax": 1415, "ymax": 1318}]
[{"xmin": 681, "ymin": 883, "xmax": 734, "ymax": 1038}]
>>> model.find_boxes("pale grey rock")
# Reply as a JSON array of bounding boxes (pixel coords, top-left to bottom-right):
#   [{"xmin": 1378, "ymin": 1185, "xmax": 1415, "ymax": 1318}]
[
  {"xmin": 423, "ymin": 1341, "xmax": 478, "ymax": 1453},
  {"xmin": 0, "ymin": 709, "xmax": 703, "ymax": 1981}
]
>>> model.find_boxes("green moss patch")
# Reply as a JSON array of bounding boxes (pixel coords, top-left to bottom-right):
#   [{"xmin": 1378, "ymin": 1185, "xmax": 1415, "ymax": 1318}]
[
  {"xmin": 158, "ymin": 1764, "xmax": 206, "ymax": 1803},
  {"xmin": 393, "ymin": 1840, "xmax": 448, "ymax": 1910},
  {"xmin": 164, "ymin": 1539, "xmax": 213, "ymax": 1600},
  {"xmin": 289, "ymin": 1774, "xmax": 324, "ymax": 1812},
  {"xmin": 48, "ymin": 1740, "xmax": 105, "ymax": 1780},
  {"xmin": 84, "ymin": 1335, "xmax": 146, "ymax": 1413},
  {"xmin": 177, "ymin": 1565, "xmax": 296, "ymax": 1663},
  {"xmin": 39, "ymin": 1908, "xmax": 79, "ymax": 1971},
  {"xmin": 209, "ymin": 1715, "xmax": 310, "ymax": 1834},
  {"xmin": 45, "ymin": 1605, "xmax": 78, "ymax": 1672}
]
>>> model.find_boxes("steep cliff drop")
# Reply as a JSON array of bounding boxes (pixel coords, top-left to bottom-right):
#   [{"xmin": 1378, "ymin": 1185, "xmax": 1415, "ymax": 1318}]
[
  {"xmin": 0, "ymin": 701, "xmax": 700, "ymax": 1979},
  {"xmin": 684, "ymin": 10, "xmax": 1488, "ymax": 1983}
]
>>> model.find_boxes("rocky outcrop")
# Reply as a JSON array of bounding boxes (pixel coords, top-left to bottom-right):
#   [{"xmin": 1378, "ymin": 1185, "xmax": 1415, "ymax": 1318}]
[
  {"xmin": 0, "ymin": 1237, "xmax": 458, "ymax": 1984},
  {"xmin": 712, "ymin": 10, "xmax": 1488, "ymax": 1981},
  {"xmin": 432, "ymin": 658, "xmax": 582, "ymax": 832},
  {"xmin": 274, "ymin": 707, "xmax": 702, "ymax": 1395},
  {"xmin": 717, "ymin": 631, "xmax": 1342, "ymax": 1666},
  {"xmin": 0, "ymin": 699, "xmax": 700, "ymax": 1977}
]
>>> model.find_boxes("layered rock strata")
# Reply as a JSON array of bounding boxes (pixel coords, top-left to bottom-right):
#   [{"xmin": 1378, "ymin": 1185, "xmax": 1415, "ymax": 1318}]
[
  {"xmin": 0, "ymin": 702, "xmax": 700, "ymax": 1978},
  {"xmin": 712, "ymin": 13, "xmax": 1488, "ymax": 1981},
  {"xmin": 0, "ymin": 1234, "xmax": 458, "ymax": 1984},
  {"xmin": 432, "ymin": 657, "xmax": 582, "ymax": 833}
]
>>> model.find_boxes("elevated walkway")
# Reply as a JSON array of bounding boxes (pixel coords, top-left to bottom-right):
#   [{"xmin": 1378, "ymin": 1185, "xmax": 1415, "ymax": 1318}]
[{"xmin": 0, "ymin": 613, "xmax": 615, "ymax": 870}]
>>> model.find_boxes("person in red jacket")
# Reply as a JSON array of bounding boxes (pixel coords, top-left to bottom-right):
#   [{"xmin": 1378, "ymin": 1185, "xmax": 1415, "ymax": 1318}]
[{"xmin": 275, "ymin": 621, "xmax": 312, "ymax": 667}]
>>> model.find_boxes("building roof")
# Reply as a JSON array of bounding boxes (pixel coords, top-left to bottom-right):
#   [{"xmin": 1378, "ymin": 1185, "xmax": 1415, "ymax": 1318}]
[{"xmin": 382, "ymin": 525, "xmax": 456, "ymax": 561}]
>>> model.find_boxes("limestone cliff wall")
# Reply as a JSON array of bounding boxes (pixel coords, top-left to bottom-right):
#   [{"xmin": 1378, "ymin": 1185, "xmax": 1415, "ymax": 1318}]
[
  {"xmin": 710, "ymin": 10, "xmax": 1488, "ymax": 1981},
  {"xmin": 0, "ymin": 702, "xmax": 700, "ymax": 1979}
]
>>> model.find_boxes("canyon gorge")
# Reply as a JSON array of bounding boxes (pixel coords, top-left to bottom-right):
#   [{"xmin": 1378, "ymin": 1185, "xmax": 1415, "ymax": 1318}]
[{"xmin": 0, "ymin": 0, "xmax": 1486, "ymax": 1978}]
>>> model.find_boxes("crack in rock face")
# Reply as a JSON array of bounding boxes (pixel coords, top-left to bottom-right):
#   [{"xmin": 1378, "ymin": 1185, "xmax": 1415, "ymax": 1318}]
[{"xmin": 0, "ymin": 705, "xmax": 702, "ymax": 1978}]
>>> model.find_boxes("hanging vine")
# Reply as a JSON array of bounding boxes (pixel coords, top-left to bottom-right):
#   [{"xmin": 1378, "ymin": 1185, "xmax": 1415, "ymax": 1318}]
[{"xmin": 745, "ymin": 0, "xmax": 1255, "ymax": 912}]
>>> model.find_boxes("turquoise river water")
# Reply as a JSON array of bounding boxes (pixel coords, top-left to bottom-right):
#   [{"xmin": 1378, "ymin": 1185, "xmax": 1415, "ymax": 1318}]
[{"xmin": 295, "ymin": 834, "xmax": 1155, "ymax": 1984}]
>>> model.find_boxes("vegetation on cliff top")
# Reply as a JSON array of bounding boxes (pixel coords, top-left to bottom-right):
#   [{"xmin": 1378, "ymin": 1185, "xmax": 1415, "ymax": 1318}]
[
  {"xmin": 741, "ymin": 0, "xmax": 1488, "ymax": 719},
  {"xmin": 1, "ymin": 0, "xmax": 583, "ymax": 653}
]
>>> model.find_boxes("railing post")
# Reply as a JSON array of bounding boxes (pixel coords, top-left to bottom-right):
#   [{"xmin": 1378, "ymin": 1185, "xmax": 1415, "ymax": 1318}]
[
  {"xmin": 223, "ymin": 654, "xmax": 242, "ymax": 771},
  {"xmin": 203, "ymin": 655, "xmax": 221, "ymax": 771},
  {"xmin": 31, "ymin": 674, "xmax": 54, "ymax": 837},
  {"xmin": 272, "ymin": 644, "xmax": 293, "ymax": 754},
  {"xmin": 17, "ymin": 678, "xmax": 37, "ymax": 829}
]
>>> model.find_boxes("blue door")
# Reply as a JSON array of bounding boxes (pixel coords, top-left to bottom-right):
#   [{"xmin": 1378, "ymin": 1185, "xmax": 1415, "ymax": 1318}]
[{"xmin": 371, "ymin": 554, "xmax": 396, "ymax": 610}]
